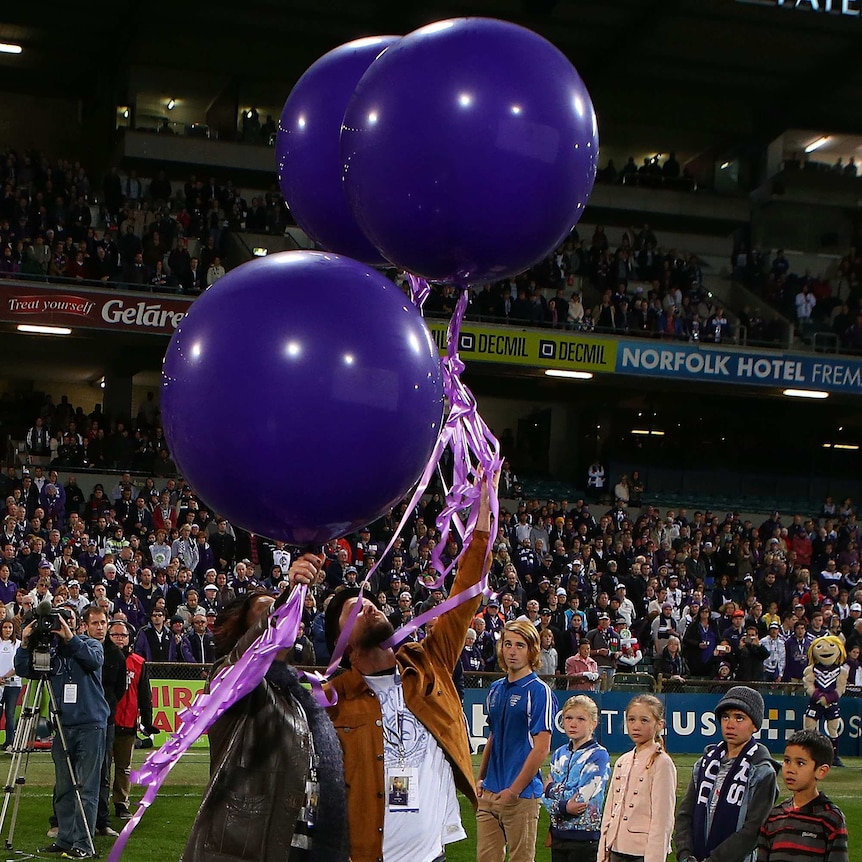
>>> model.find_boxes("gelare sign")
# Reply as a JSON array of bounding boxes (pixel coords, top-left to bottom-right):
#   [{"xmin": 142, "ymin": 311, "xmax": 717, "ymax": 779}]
[
  {"xmin": 741, "ymin": 0, "xmax": 862, "ymax": 16},
  {"xmin": 0, "ymin": 281, "xmax": 190, "ymax": 335}
]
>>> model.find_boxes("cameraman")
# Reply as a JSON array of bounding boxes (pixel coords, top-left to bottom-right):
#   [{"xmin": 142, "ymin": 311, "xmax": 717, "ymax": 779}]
[{"xmin": 15, "ymin": 604, "xmax": 109, "ymax": 860}]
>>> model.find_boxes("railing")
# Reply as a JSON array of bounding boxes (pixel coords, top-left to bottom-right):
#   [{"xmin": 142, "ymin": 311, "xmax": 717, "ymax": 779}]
[
  {"xmin": 0, "ymin": 269, "xmax": 197, "ymax": 297},
  {"xmin": 150, "ymin": 660, "xmax": 853, "ymax": 703},
  {"xmin": 656, "ymin": 677, "xmax": 804, "ymax": 696},
  {"xmin": 813, "ymin": 330, "xmax": 840, "ymax": 354},
  {"xmin": 145, "ymin": 663, "xmax": 650, "ymax": 697}
]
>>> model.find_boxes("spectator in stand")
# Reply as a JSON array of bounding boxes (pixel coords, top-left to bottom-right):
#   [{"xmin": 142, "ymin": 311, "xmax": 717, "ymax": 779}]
[
  {"xmin": 585, "ymin": 613, "xmax": 619, "ymax": 688},
  {"xmin": 0, "ymin": 244, "xmax": 19, "ymax": 277},
  {"xmin": 736, "ymin": 624, "xmax": 769, "ymax": 682},
  {"xmin": 205, "ymin": 255, "xmax": 225, "ymax": 287},
  {"xmin": 655, "ymin": 635, "xmax": 689, "ymax": 691},
  {"xmin": 461, "ymin": 627, "xmax": 485, "ymax": 674},
  {"xmin": 586, "ymin": 462, "xmax": 605, "ymax": 499},
  {"xmin": 182, "ymin": 611, "xmax": 214, "ymax": 663},
  {"xmin": 683, "ymin": 604, "xmax": 720, "ymax": 677},
  {"xmin": 123, "ymin": 251, "xmax": 149, "ymax": 287},
  {"xmin": 785, "ymin": 620, "xmax": 814, "ymax": 682},
  {"xmin": 795, "ymin": 284, "xmax": 816, "ymax": 327},
  {"xmin": 25, "ymin": 417, "xmax": 51, "ymax": 462},
  {"xmin": 149, "ymin": 259, "xmax": 169, "ymax": 289}
]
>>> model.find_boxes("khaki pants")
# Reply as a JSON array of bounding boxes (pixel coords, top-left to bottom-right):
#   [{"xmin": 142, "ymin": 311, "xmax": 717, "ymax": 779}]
[
  {"xmin": 112, "ymin": 732, "xmax": 136, "ymax": 811},
  {"xmin": 476, "ymin": 794, "xmax": 540, "ymax": 862}
]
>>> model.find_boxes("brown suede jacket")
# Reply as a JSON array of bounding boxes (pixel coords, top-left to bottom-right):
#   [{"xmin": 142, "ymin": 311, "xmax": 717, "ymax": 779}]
[{"xmin": 325, "ymin": 530, "xmax": 490, "ymax": 862}]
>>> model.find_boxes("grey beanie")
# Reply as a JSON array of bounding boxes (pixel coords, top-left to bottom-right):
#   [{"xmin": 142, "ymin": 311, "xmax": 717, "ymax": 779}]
[{"xmin": 715, "ymin": 685, "xmax": 764, "ymax": 730}]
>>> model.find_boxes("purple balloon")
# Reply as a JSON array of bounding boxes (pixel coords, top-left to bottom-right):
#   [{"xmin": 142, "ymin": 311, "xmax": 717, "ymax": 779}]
[
  {"xmin": 341, "ymin": 18, "xmax": 598, "ymax": 285},
  {"xmin": 162, "ymin": 251, "xmax": 443, "ymax": 544},
  {"xmin": 277, "ymin": 36, "xmax": 400, "ymax": 264}
]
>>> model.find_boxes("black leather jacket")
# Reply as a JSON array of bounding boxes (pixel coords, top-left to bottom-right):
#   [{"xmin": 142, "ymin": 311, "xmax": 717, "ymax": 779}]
[{"xmin": 182, "ymin": 621, "xmax": 348, "ymax": 862}]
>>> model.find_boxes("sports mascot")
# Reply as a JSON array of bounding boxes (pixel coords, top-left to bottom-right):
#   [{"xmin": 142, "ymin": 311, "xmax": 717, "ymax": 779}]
[{"xmin": 802, "ymin": 635, "xmax": 848, "ymax": 766}]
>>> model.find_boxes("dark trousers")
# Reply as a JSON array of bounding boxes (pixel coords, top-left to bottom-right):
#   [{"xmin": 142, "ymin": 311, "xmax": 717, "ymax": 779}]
[
  {"xmin": 96, "ymin": 723, "xmax": 115, "ymax": 828},
  {"xmin": 551, "ymin": 839, "xmax": 599, "ymax": 862},
  {"xmin": 54, "ymin": 723, "xmax": 104, "ymax": 852}
]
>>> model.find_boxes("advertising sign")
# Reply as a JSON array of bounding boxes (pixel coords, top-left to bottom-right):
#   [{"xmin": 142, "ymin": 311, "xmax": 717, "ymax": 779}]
[
  {"xmin": 149, "ymin": 677, "xmax": 208, "ymax": 748},
  {"xmin": 617, "ymin": 340, "xmax": 862, "ymax": 395},
  {"xmin": 462, "ymin": 689, "xmax": 862, "ymax": 756},
  {"xmin": 427, "ymin": 321, "xmax": 617, "ymax": 373},
  {"xmin": 738, "ymin": 0, "xmax": 862, "ymax": 17},
  {"xmin": 0, "ymin": 282, "xmax": 190, "ymax": 335}
]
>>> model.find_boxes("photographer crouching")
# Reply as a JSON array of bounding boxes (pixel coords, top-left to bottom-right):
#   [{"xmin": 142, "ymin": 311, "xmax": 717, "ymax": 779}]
[{"xmin": 15, "ymin": 602, "xmax": 109, "ymax": 860}]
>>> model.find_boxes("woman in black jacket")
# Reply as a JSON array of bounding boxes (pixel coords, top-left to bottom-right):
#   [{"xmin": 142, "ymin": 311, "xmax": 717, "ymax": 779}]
[
  {"xmin": 682, "ymin": 605, "xmax": 720, "ymax": 677},
  {"xmin": 654, "ymin": 635, "xmax": 690, "ymax": 692},
  {"xmin": 183, "ymin": 567, "xmax": 348, "ymax": 862}
]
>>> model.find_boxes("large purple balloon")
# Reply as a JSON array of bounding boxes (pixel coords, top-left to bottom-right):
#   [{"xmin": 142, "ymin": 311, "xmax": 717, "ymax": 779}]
[
  {"xmin": 341, "ymin": 18, "xmax": 598, "ymax": 285},
  {"xmin": 277, "ymin": 36, "xmax": 400, "ymax": 264},
  {"xmin": 161, "ymin": 251, "xmax": 443, "ymax": 544}
]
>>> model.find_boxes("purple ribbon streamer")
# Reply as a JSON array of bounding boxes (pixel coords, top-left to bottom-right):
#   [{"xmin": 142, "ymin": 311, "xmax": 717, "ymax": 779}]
[
  {"xmin": 320, "ymin": 277, "xmax": 500, "ymax": 666},
  {"xmin": 379, "ymin": 277, "xmax": 501, "ymax": 646}
]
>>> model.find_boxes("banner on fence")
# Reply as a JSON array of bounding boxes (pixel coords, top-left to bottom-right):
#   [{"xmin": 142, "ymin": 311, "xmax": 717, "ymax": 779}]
[
  {"xmin": 462, "ymin": 690, "xmax": 862, "ymax": 755},
  {"xmin": 138, "ymin": 682, "xmax": 862, "ymax": 756},
  {"xmin": 149, "ymin": 677, "xmax": 208, "ymax": 748}
]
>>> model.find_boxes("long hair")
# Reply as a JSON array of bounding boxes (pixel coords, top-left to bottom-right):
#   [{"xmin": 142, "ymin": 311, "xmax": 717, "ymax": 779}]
[
  {"xmin": 496, "ymin": 619, "xmax": 541, "ymax": 671},
  {"xmin": 212, "ymin": 589, "xmax": 272, "ymax": 658},
  {"xmin": 807, "ymin": 635, "xmax": 846, "ymax": 667},
  {"xmin": 626, "ymin": 693, "xmax": 665, "ymax": 767}
]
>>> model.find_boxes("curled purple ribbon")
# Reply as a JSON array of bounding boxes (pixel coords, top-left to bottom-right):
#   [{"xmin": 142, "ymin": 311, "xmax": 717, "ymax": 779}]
[{"xmin": 323, "ymin": 279, "xmax": 501, "ymax": 660}]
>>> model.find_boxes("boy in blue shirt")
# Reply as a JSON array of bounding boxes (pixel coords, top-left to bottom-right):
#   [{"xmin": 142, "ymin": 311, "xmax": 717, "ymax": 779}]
[{"xmin": 476, "ymin": 619, "xmax": 553, "ymax": 862}]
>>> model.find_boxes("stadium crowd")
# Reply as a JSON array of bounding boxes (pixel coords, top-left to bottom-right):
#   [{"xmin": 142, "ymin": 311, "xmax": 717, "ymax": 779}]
[
  {"xmin": 2, "ymin": 391, "xmax": 862, "ymax": 702},
  {"xmin": 734, "ymin": 243, "xmax": 862, "ymax": 350},
  {"xmin": 0, "ymin": 146, "xmax": 289, "ymax": 292},
  {"xmin": 456, "ymin": 223, "xmax": 740, "ymax": 345},
  {"xmin": 594, "ymin": 151, "xmax": 697, "ymax": 191},
  {"xmin": 0, "ymin": 145, "xmax": 776, "ymax": 348}
]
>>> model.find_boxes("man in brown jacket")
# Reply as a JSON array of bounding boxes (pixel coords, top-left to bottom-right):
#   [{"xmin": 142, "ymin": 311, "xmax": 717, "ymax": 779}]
[{"xmin": 324, "ymin": 476, "xmax": 494, "ymax": 862}]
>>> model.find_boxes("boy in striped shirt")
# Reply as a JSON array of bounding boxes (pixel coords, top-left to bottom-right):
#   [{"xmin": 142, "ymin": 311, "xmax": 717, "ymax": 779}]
[{"xmin": 757, "ymin": 730, "xmax": 847, "ymax": 862}]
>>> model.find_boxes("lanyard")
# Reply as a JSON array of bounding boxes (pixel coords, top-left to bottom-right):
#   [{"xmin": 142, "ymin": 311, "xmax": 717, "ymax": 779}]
[{"xmin": 380, "ymin": 669, "xmax": 408, "ymax": 765}]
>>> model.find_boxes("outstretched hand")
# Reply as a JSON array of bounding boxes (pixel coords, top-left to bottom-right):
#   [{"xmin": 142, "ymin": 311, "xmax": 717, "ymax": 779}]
[
  {"xmin": 476, "ymin": 468, "xmax": 500, "ymax": 530},
  {"xmin": 288, "ymin": 553, "xmax": 325, "ymax": 588}
]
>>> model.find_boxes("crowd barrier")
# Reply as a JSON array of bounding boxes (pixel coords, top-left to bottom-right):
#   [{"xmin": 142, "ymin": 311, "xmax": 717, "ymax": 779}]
[
  {"xmin": 138, "ymin": 663, "xmax": 862, "ymax": 756},
  {"xmin": 8, "ymin": 665, "xmax": 851, "ymax": 755}
]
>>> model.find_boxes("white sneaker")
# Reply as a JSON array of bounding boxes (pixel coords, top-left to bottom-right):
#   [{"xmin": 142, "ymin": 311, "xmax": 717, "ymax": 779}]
[
  {"xmin": 97, "ymin": 826, "xmax": 119, "ymax": 837},
  {"xmin": 46, "ymin": 826, "xmax": 59, "ymax": 838}
]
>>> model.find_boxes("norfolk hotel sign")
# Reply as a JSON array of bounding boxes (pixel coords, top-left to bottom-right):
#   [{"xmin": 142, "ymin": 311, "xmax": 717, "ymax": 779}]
[{"xmin": 739, "ymin": 0, "xmax": 862, "ymax": 15}]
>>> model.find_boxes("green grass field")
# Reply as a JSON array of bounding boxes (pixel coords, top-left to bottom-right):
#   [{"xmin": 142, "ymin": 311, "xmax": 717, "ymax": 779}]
[{"xmin": 0, "ymin": 750, "xmax": 858, "ymax": 860}]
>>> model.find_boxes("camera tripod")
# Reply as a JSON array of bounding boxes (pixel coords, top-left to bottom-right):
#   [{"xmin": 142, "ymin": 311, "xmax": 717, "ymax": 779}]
[{"xmin": 0, "ymin": 673, "xmax": 96, "ymax": 857}]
